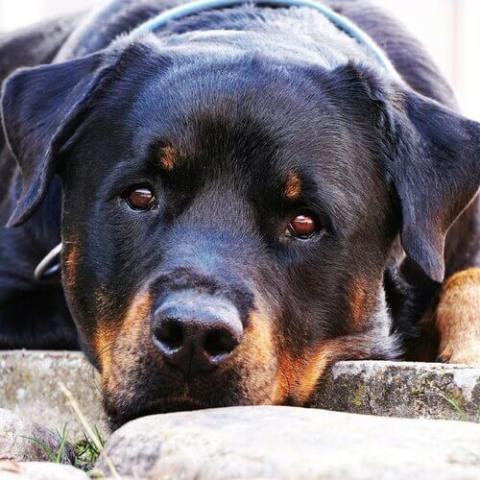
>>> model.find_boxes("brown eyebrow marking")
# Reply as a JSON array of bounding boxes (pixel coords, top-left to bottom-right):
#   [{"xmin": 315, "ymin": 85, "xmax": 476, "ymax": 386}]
[
  {"xmin": 157, "ymin": 143, "xmax": 178, "ymax": 171},
  {"xmin": 284, "ymin": 172, "xmax": 302, "ymax": 200}
]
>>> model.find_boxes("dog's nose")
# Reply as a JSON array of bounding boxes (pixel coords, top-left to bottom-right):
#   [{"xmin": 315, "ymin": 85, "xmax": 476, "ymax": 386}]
[{"xmin": 152, "ymin": 291, "xmax": 243, "ymax": 375}]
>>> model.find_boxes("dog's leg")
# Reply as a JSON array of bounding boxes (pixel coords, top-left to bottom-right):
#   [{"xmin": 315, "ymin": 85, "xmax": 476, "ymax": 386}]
[
  {"xmin": 0, "ymin": 286, "xmax": 78, "ymax": 350},
  {"xmin": 436, "ymin": 268, "xmax": 480, "ymax": 364}
]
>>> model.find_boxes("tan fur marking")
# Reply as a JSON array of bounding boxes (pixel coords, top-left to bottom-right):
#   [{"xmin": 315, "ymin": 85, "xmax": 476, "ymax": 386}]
[
  {"xmin": 284, "ymin": 172, "xmax": 302, "ymax": 200},
  {"xmin": 121, "ymin": 291, "xmax": 152, "ymax": 333},
  {"xmin": 274, "ymin": 330, "xmax": 388, "ymax": 405},
  {"xmin": 274, "ymin": 347, "xmax": 331, "ymax": 405},
  {"xmin": 350, "ymin": 280, "xmax": 369, "ymax": 327},
  {"xmin": 293, "ymin": 348, "xmax": 331, "ymax": 404},
  {"xmin": 240, "ymin": 311, "xmax": 274, "ymax": 363},
  {"xmin": 95, "ymin": 325, "xmax": 117, "ymax": 377},
  {"xmin": 100, "ymin": 291, "xmax": 153, "ymax": 383},
  {"xmin": 158, "ymin": 145, "xmax": 177, "ymax": 171},
  {"xmin": 436, "ymin": 268, "xmax": 480, "ymax": 364},
  {"xmin": 272, "ymin": 352, "xmax": 293, "ymax": 404},
  {"xmin": 233, "ymin": 309, "xmax": 278, "ymax": 399},
  {"xmin": 63, "ymin": 243, "xmax": 79, "ymax": 291}
]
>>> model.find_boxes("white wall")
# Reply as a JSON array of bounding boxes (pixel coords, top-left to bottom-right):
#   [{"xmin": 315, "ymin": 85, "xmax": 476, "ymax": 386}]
[
  {"xmin": 0, "ymin": 0, "xmax": 479, "ymax": 118},
  {"xmin": 0, "ymin": 0, "xmax": 93, "ymax": 30},
  {"xmin": 378, "ymin": 0, "xmax": 480, "ymax": 119}
]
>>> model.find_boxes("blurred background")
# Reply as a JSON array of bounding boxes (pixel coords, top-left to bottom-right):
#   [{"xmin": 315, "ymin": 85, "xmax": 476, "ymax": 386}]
[{"xmin": 0, "ymin": 0, "xmax": 479, "ymax": 119}]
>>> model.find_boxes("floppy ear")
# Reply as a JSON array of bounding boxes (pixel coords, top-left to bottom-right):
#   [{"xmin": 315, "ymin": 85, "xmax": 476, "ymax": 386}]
[
  {"xmin": 384, "ymin": 88, "xmax": 480, "ymax": 283},
  {"xmin": 330, "ymin": 64, "xmax": 480, "ymax": 283},
  {"xmin": 0, "ymin": 52, "xmax": 113, "ymax": 227}
]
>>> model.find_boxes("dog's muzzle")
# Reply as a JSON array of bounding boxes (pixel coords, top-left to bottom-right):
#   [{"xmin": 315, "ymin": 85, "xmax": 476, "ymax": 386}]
[{"xmin": 152, "ymin": 290, "xmax": 244, "ymax": 376}]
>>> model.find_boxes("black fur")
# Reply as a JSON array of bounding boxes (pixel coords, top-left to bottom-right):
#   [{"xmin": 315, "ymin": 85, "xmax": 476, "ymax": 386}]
[{"xmin": 1, "ymin": 0, "xmax": 480, "ymax": 425}]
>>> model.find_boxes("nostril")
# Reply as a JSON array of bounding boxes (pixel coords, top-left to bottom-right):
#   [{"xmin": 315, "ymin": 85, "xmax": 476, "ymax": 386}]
[
  {"xmin": 203, "ymin": 328, "xmax": 239, "ymax": 359},
  {"xmin": 155, "ymin": 318, "xmax": 184, "ymax": 351},
  {"xmin": 152, "ymin": 291, "xmax": 244, "ymax": 373}
]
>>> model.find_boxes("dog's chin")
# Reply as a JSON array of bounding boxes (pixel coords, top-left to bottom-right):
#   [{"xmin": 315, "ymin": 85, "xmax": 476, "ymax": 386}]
[{"xmin": 107, "ymin": 397, "xmax": 209, "ymax": 430}]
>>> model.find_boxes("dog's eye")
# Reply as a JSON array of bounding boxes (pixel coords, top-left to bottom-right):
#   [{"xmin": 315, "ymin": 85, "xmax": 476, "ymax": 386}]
[
  {"xmin": 286, "ymin": 214, "xmax": 318, "ymax": 239},
  {"xmin": 124, "ymin": 187, "xmax": 156, "ymax": 210}
]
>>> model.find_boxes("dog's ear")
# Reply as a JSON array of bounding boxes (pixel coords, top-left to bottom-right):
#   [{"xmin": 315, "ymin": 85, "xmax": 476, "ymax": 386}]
[
  {"xmin": 1, "ymin": 52, "xmax": 112, "ymax": 227},
  {"xmin": 330, "ymin": 64, "xmax": 480, "ymax": 283},
  {"xmin": 385, "ymin": 89, "xmax": 480, "ymax": 283}
]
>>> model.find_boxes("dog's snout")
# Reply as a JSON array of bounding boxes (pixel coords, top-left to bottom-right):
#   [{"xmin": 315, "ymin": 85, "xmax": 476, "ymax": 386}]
[{"xmin": 152, "ymin": 291, "xmax": 244, "ymax": 375}]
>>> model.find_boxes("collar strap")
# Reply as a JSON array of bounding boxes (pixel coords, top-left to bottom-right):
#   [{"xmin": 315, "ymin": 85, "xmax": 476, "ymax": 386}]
[
  {"xmin": 34, "ymin": 243, "xmax": 62, "ymax": 282},
  {"xmin": 132, "ymin": 0, "xmax": 398, "ymax": 75}
]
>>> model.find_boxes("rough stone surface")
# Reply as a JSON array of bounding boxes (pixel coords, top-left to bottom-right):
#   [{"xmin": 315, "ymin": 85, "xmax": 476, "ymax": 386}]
[
  {"xmin": 1, "ymin": 352, "xmax": 480, "ymax": 441},
  {"xmin": 97, "ymin": 406, "xmax": 480, "ymax": 480},
  {"xmin": 0, "ymin": 351, "xmax": 107, "ymax": 441},
  {"xmin": 0, "ymin": 409, "xmax": 74, "ymax": 463},
  {"xmin": 312, "ymin": 360, "xmax": 480, "ymax": 422},
  {"xmin": 0, "ymin": 461, "xmax": 89, "ymax": 480}
]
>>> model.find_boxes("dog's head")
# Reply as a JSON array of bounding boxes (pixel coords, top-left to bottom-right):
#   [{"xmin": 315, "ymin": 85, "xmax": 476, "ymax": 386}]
[{"xmin": 2, "ymin": 33, "xmax": 480, "ymax": 426}]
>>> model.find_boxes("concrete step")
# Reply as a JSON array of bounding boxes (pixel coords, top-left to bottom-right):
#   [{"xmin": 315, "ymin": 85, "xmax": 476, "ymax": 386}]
[
  {"xmin": 313, "ymin": 360, "xmax": 480, "ymax": 422},
  {"xmin": 1, "ymin": 351, "xmax": 479, "ymax": 442},
  {"xmin": 0, "ymin": 351, "xmax": 105, "ymax": 441}
]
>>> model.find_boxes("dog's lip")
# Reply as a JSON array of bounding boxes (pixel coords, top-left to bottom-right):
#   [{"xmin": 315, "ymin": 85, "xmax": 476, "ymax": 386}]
[
  {"xmin": 112, "ymin": 396, "xmax": 207, "ymax": 426},
  {"xmin": 142, "ymin": 397, "xmax": 206, "ymax": 413}
]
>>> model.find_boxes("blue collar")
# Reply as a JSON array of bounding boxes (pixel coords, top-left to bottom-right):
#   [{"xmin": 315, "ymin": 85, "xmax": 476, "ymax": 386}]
[{"xmin": 131, "ymin": 0, "xmax": 398, "ymax": 75}]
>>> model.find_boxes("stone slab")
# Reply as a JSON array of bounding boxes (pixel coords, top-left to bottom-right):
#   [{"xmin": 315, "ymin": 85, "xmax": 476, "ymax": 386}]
[
  {"xmin": 97, "ymin": 406, "xmax": 480, "ymax": 480},
  {"xmin": 0, "ymin": 461, "xmax": 89, "ymax": 480},
  {"xmin": 0, "ymin": 351, "xmax": 107, "ymax": 441},
  {"xmin": 312, "ymin": 360, "xmax": 480, "ymax": 422},
  {"xmin": 0, "ymin": 409, "xmax": 74, "ymax": 463}
]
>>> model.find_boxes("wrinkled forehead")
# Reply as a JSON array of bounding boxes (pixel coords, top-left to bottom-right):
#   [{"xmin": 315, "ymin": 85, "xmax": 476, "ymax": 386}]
[
  {"xmin": 81, "ymin": 50, "xmax": 387, "ymax": 229},
  {"xmin": 124, "ymin": 54, "xmax": 334, "ymax": 141}
]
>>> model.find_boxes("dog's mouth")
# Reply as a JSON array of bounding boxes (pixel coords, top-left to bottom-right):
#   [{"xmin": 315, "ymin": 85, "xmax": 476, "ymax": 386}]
[{"xmin": 107, "ymin": 397, "xmax": 208, "ymax": 429}]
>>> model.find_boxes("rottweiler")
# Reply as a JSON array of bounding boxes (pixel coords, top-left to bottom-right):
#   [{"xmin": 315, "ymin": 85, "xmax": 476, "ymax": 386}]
[{"xmin": 1, "ymin": 0, "xmax": 480, "ymax": 428}]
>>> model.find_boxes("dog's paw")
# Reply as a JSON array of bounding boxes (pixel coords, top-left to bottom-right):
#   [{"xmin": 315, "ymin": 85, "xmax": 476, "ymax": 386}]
[
  {"xmin": 437, "ymin": 345, "xmax": 480, "ymax": 365},
  {"xmin": 436, "ymin": 268, "xmax": 480, "ymax": 365}
]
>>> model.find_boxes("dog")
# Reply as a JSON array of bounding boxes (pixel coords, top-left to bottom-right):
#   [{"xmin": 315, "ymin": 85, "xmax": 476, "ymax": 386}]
[{"xmin": 1, "ymin": 0, "xmax": 480, "ymax": 428}]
